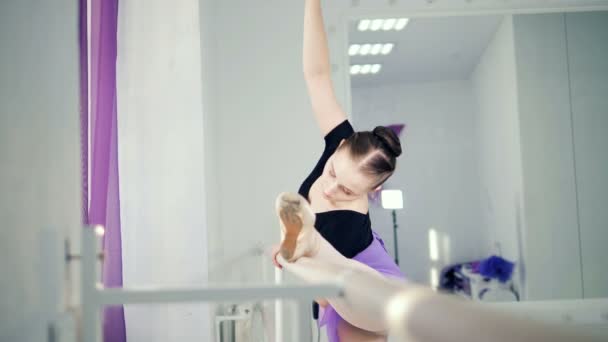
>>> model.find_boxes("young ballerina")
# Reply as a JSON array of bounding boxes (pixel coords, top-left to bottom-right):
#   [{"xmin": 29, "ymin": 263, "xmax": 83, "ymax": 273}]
[
  {"xmin": 271, "ymin": 1, "xmax": 405, "ymax": 340},
  {"xmin": 274, "ymin": 193, "xmax": 404, "ymax": 341}
]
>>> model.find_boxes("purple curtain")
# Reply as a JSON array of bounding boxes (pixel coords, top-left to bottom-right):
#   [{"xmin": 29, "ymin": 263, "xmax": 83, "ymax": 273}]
[
  {"xmin": 79, "ymin": 0, "xmax": 89, "ymax": 225},
  {"xmin": 80, "ymin": 0, "xmax": 126, "ymax": 341}
]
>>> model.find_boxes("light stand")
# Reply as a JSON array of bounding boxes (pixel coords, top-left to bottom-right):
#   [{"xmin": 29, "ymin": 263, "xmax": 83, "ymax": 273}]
[
  {"xmin": 391, "ymin": 209, "xmax": 399, "ymax": 265},
  {"xmin": 381, "ymin": 189, "xmax": 403, "ymax": 266}
]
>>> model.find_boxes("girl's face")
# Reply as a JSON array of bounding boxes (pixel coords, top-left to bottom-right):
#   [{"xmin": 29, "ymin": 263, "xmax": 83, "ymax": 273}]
[{"xmin": 319, "ymin": 147, "xmax": 377, "ymax": 203}]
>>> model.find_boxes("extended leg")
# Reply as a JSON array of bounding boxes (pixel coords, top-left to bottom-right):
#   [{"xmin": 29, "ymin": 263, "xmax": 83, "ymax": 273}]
[{"xmin": 275, "ymin": 192, "xmax": 389, "ymax": 333}]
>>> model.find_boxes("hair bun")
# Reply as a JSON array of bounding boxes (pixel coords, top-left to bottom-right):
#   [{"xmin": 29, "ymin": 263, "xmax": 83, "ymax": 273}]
[{"xmin": 373, "ymin": 126, "xmax": 402, "ymax": 157}]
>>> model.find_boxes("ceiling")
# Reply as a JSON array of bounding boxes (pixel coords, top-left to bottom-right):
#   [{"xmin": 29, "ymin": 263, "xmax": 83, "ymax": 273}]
[{"xmin": 348, "ymin": 15, "xmax": 503, "ymax": 87}]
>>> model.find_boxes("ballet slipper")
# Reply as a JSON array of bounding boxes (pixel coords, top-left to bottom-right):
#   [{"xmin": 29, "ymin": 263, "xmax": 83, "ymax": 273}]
[{"xmin": 275, "ymin": 192, "xmax": 320, "ymax": 262}]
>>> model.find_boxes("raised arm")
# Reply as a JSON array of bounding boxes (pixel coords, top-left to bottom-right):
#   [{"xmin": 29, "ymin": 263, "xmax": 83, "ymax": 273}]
[{"xmin": 303, "ymin": 0, "xmax": 347, "ymax": 136}]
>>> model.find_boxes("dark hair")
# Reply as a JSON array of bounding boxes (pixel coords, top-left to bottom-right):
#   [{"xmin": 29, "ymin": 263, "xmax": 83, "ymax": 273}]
[{"xmin": 340, "ymin": 126, "xmax": 402, "ymax": 189}]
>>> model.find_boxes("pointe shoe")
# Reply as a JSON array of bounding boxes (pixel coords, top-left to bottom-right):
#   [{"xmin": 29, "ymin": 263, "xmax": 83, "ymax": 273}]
[{"xmin": 275, "ymin": 192, "xmax": 319, "ymax": 262}]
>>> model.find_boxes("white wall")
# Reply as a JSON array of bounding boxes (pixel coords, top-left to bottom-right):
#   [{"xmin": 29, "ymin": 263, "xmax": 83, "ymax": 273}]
[
  {"xmin": 352, "ymin": 80, "xmax": 485, "ymax": 285},
  {"xmin": 470, "ymin": 16, "xmax": 526, "ymax": 292},
  {"xmin": 565, "ymin": 11, "xmax": 608, "ymax": 298},
  {"xmin": 513, "ymin": 13, "xmax": 584, "ymax": 300},
  {"xmin": 0, "ymin": 1, "xmax": 82, "ymax": 341}
]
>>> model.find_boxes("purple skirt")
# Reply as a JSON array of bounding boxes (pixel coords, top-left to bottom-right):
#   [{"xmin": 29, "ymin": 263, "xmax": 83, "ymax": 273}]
[{"xmin": 318, "ymin": 231, "xmax": 405, "ymax": 342}]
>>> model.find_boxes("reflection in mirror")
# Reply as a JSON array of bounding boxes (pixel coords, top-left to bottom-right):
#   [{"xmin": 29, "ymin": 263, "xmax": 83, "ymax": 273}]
[{"xmin": 348, "ymin": 12, "xmax": 608, "ymax": 303}]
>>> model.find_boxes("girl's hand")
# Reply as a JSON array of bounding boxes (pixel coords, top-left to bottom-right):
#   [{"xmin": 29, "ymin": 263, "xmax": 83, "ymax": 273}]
[{"xmin": 271, "ymin": 244, "xmax": 282, "ymax": 269}]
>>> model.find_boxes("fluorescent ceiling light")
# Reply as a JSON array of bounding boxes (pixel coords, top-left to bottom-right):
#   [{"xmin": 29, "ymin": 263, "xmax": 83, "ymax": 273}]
[
  {"xmin": 349, "ymin": 43, "xmax": 395, "ymax": 56},
  {"xmin": 351, "ymin": 64, "xmax": 383, "ymax": 76},
  {"xmin": 359, "ymin": 44, "xmax": 372, "ymax": 55},
  {"xmin": 395, "ymin": 18, "xmax": 409, "ymax": 30},
  {"xmin": 370, "ymin": 64, "xmax": 382, "ymax": 74},
  {"xmin": 381, "ymin": 43, "xmax": 394, "ymax": 55},
  {"xmin": 382, "ymin": 18, "xmax": 397, "ymax": 31},
  {"xmin": 358, "ymin": 18, "xmax": 409, "ymax": 31},
  {"xmin": 370, "ymin": 19, "xmax": 383, "ymax": 31},
  {"xmin": 358, "ymin": 19, "xmax": 371, "ymax": 31},
  {"xmin": 370, "ymin": 44, "xmax": 383, "ymax": 55},
  {"xmin": 360, "ymin": 64, "xmax": 372, "ymax": 74}
]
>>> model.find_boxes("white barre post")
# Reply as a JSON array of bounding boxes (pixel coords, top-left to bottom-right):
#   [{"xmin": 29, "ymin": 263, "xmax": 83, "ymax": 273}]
[
  {"xmin": 81, "ymin": 227, "xmax": 102, "ymax": 342},
  {"xmin": 274, "ymin": 266, "xmax": 283, "ymax": 342},
  {"xmin": 295, "ymin": 299, "xmax": 312, "ymax": 342}
]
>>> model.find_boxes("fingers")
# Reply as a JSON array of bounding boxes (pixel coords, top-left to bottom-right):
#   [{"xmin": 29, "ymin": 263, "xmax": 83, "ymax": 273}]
[
  {"xmin": 315, "ymin": 298, "xmax": 329, "ymax": 307},
  {"xmin": 271, "ymin": 244, "xmax": 282, "ymax": 269}
]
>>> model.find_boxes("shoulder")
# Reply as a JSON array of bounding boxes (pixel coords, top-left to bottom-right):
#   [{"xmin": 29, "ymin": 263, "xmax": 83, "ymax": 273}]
[{"xmin": 324, "ymin": 119, "xmax": 355, "ymax": 146}]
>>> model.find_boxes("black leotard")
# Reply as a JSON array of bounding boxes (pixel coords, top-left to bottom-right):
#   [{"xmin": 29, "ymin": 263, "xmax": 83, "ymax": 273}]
[{"xmin": 298, "ymin": 120, "xmax": 374, "ymax": 258}]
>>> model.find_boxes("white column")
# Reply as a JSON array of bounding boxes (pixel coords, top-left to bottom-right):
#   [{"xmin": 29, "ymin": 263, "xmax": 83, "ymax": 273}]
[{"xmin": 116, "ymin": 0, "xmax": 210, "ymax": 341}]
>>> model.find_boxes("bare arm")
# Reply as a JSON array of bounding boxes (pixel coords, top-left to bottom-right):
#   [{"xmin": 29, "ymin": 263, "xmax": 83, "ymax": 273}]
[{"xmin": 303, "ymin": 0, "xmax": 347, "ymax": 136}]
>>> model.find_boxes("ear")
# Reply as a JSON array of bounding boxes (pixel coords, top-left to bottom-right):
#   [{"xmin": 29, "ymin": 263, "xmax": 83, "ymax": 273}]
[
  {"xmin": 338, "ymin": 139, "xmax": 346, "ymax": 147},
  {"xmin": 373, "ymin": 185, "xmax": 382, "ymax": 192}
]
